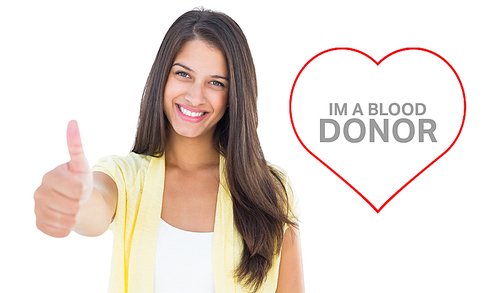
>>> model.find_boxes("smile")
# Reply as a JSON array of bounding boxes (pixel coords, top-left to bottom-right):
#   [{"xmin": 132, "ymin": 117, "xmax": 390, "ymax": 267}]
[{"xmin": 177, "ymin": 104, "xmax": 207, "ymax": 118}]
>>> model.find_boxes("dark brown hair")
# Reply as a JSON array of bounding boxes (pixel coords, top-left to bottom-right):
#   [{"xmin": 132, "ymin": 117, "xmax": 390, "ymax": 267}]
[{"xmin": 132, "ymin": 8, "xmax": 297, "ymax": 291}]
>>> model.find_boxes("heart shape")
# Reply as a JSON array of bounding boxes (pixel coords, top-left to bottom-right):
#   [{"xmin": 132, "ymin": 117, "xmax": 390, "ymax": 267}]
[{"xmin": 289, "ymin": 48, "xmax": 466, "ymax": 213}]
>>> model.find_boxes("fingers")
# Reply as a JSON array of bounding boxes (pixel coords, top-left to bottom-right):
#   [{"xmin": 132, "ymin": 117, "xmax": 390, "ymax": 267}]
[
  {"xmin": 36, "ymin": 220, "xmax": 73, "ymax": 238},
  {"xmin": 35, "ymin": 204, "xmax": 77, "ymax": 229},
  {"xmin": 66, "ymin": 120, "xmax": 89, "ymax": 174},
  {"xmin": 34, "ymin": 185, "xmax": 79, "ymax": 238},
  {"xmin": 43, "ymin": 163, "xmax": 88, "ymax": 201},
  {"xmin": 35, "ymin": 179, "xmax": 81, "ymax": 215}
]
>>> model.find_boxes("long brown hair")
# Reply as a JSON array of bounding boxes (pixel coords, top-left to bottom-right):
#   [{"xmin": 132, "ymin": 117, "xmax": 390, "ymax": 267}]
[{"xmin": 132, "ymin": 8, "xmax": 297, "ymax": 291}]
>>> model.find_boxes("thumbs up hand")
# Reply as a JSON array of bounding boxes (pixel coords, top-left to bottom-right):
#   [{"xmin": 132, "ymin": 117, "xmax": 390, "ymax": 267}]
[{"xmin": 34, "ymin": 120, "xmax": 94, "ymax": 237}]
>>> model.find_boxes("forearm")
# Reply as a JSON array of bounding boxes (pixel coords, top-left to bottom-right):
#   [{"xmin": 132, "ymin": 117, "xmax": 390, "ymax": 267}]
[
  {"xmin": 73, "ymin": 188, "xmax": 114, "ymax": 236},
  {"xmin": 73, "ymin": 172, "xmax": 117, "ymax": 237}
]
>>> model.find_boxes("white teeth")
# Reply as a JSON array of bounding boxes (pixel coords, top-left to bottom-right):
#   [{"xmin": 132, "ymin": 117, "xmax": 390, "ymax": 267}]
[{"xmin": 178, "ymin": 105, "xmax": 206, "ymax": 117}]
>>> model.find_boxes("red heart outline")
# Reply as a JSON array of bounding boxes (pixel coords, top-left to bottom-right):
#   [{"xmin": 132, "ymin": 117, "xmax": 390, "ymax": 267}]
[{"xmin": 289, "ymin": 47, "xmax": 467, "ymax": 213}]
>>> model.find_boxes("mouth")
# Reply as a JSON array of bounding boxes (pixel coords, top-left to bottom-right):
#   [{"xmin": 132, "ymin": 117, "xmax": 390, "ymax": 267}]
[{"xmin": 177, "ymin": 104, "xmax": 207, "ymax": 118}]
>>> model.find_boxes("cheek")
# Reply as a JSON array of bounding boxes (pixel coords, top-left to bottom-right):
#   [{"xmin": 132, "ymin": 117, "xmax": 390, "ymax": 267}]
[
  {"xmin": 213, "ymin": 93, "xmax": 229, "ymax": 113},
  {"xmin": 163, "ymin": 80, "xmax": 175, "ymax": 102},
  {"xmin": 163, "ymin": 80, "xmax": 182, "ymax": 110},
  {"xmin": 204, "ymin": 92, "xmax": 227, "ymax": 122}
]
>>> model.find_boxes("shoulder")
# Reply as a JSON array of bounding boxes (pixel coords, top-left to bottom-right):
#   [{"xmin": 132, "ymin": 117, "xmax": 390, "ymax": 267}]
[
  {"xmin": 266, "ymin": 162, "xmax": 291, "ymax": 194},
  {"xmin": 267, "ymin": 162, "xmax": 301, "ymax": 220},
  {"xmin": 99, "ymin": 152, "xmax": 152, "ymax": 167},
  {"xmin": 266, "ymin": 161, "xmax": 285, "ymax": 180},
  {"xmin": 93, "ymin": 152, "xmax": 152, "ymax": 171},
  {"xmin": 92, "ymin": 152, "xmax": 155, "ymax": 185}
]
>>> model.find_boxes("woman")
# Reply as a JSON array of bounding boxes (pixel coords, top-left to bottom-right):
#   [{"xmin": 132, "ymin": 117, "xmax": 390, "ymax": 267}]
[{"xmin": 34, "ymin": 8, "xmax": 303, "ymax": 293}]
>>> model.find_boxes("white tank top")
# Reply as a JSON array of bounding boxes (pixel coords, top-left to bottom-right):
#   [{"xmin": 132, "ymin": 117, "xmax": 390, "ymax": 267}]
[{"xmin": 154, "ymin": 219, "xmax": 215, "ymax": 293}]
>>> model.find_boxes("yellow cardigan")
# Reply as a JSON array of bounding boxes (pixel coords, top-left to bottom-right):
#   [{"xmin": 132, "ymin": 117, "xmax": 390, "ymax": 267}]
[{"xmin": 92, "ymin": 152, "xmax": 298, "ymax": 293}]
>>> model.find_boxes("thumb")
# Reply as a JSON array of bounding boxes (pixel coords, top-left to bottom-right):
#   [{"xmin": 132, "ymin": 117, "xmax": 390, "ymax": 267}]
[{"xmin": 66, "ymin": 120, "xmax": 89, "ymax": 173}]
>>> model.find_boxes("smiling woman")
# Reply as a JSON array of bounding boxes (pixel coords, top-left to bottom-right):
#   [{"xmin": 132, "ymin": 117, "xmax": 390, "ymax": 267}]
[
  {"xmin": 33, "ymin": 8, "xmax": 303, "ymax": 293},
  {"xmin": 163, "ymin": 40, "xmax": 229, "ymax": 139}
]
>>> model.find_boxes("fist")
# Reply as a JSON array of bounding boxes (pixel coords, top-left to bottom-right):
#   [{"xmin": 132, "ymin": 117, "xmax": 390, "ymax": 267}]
[{"xmin": 34, "ymin": 120, "xmax": 94, "ymax": 237}]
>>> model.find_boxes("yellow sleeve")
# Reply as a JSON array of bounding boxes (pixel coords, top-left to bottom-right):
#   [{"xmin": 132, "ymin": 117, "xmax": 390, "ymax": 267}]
[{"xmin": 90, "ymin": 153, "xmax": 150, "ymax": 231}]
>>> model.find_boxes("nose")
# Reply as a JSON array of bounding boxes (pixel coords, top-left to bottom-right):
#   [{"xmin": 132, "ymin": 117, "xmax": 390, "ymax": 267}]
[{"xmin": 185, "ymin": 82, "xmax": 206, "ymax": 106}]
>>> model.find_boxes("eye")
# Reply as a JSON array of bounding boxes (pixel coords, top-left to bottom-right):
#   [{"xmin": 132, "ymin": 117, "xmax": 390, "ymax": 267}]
[
  {"xmin": 175, "ymin": 71, "xmax": 190, "ymax": 78},
  {"xmin": 210, "ymin": 80, "xmax": 225, "ymax": 88}
]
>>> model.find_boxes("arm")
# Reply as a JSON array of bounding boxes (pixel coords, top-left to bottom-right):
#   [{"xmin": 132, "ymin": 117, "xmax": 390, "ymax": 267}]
[
  {"xmin": 276, "ymin": 226, "xmax": 305, "ymax": 293},
  {"xmin": 72, "ymin": 171, "xmax": 118, "ymax": 236}
]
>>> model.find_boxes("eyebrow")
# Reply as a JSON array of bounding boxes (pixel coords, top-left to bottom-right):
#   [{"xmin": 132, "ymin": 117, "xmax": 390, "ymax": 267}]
[{"xmin": 172, "ymin": 62, "xmax": 229, "ymax": 81}]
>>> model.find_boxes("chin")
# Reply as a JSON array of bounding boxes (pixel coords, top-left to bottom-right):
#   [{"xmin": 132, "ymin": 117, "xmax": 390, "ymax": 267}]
[{"xmin": 171, "ymin": 125, "xmax": 205, "ymax": 139}]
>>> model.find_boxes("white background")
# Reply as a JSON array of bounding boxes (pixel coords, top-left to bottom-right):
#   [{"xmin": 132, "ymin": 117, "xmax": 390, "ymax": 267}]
[{"xmin": 1, "ymin": 1, "xmax": 499, "ymax": 292}]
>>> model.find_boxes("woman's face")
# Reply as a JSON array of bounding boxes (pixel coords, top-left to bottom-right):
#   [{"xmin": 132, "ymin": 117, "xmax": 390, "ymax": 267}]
[{"xmin": 163, "ymin": 39, "xmax": 229, "ymax": 140}]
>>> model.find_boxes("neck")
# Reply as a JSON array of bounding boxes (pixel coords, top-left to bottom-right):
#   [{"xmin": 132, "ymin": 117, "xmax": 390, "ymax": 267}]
[{"xmin": 165, "ymin": 126, "xmax": 219, "ymax": 171}]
